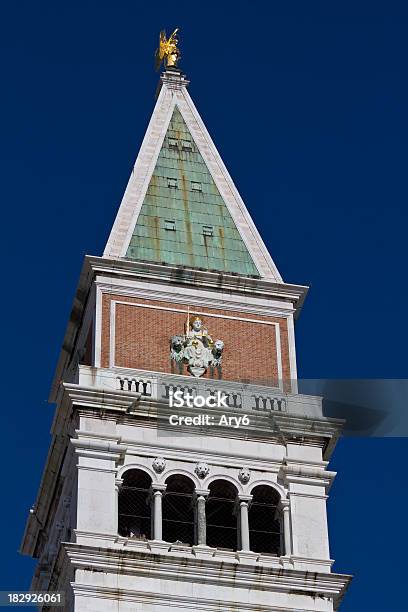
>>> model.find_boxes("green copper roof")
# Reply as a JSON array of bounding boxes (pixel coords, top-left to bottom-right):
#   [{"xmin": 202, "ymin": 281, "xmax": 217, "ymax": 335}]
[{"xmin": 125, "ymin": 107, "xmax": 260, "ymax": 276}]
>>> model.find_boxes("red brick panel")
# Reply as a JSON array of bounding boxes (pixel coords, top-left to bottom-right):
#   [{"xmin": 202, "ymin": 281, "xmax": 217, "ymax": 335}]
[{"xmin": 101, "ymin": 294, "xmax": 290, "ymax": 386}]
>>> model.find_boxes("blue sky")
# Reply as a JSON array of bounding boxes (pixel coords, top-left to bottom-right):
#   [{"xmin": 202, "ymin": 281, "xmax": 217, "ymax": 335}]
[{"xmin": 1, "ymin": 1, "xmax": 407, "ymax": 608}]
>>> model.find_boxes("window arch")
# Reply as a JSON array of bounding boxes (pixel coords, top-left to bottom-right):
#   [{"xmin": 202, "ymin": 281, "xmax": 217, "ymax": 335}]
[
  {"xmin": 248, "ymin": 485, "xmax": 281, "ymax": 555},
  {"xmin": 118, "ymin": 469, "xmax": 152, "ymax": 539},
  {"xmin": 162, "ymin": 475, "xmax": 195, "ymax": 546},
  {"xmin": 206, "ymin": 479, "xmax": 238, "ymax": 551}
]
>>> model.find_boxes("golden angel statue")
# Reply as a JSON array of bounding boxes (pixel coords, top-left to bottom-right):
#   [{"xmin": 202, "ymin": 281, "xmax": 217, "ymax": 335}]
[{"xmin": 155, "ymin": 28, "xmax": 180, "ymax": 70}]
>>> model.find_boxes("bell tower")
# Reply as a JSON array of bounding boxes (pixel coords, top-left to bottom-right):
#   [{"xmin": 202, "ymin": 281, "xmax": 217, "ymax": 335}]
[{"xmin": 21, "ymin": 50, "xmax": 351, "ymax": 611}]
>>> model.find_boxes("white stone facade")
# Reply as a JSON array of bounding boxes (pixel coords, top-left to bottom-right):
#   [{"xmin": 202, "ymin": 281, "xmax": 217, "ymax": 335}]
[
  {"xmin": 22, "ymin": 353, "xmax": 350, "ymax": 611},
  {"xmin": 21, "ymin": 68, "xmax": 351, "ymax": 611}
]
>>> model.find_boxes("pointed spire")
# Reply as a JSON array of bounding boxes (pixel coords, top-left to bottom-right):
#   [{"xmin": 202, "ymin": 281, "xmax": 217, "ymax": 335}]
[{"xmin": 104, "ymin": 66, "xmax": 283, "ymax": 282}]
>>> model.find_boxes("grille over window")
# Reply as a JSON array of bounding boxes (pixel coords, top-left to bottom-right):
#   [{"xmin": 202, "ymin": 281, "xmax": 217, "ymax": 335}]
[
  {"xmin": 249, "ymin": 485, "xmax": 282, "ymax": 555},
  {"xmin": 117, "ymin": 472, "xmax": 283, "ymax": 555},
  {"xmin": 162, "ymin": 475, "xmax": 195, "ymax": 546},
  {"xmin": 118, "ymin": 470, "xmax": 152, "ymax": 539},
  {"xmin": 206, "ymin": 480, "xmax": 238, "ymax": 551}
]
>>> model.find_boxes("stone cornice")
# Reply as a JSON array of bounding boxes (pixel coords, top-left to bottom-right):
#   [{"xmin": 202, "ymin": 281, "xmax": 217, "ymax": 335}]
[
  {"xmin": 87, "ymin": 255, "xmax": 308, "ymax": 304},
  {"xmin": 279, "ymin": 462, "xmax": 337, "ymax": 491},
  {"xmin": 62, "ymin": 383, "xmax": 141, "ymax": 412},
  {"xmin": 64, "ymin": 543, "xmax": 351, "ymax": 605},
  {"xmin": 61, "ymin": 383, "xmax": 344, "ymax": 448},
  {"xmin": 72, "ymin": 436, "xmax": 126, "ymax": 464},
  {"xmin": 71, "ymin": 437, "xmax": 127, "ymax": 455}
]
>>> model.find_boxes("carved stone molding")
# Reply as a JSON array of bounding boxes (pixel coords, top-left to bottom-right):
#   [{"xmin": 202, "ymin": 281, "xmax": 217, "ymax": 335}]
[
  {"xmin": 152, "ymin": 457, "xmax": 166, "ymax": 474},
  {"xmin": 238, "ymin": 467, "xmax": 251, "ymax": 484},
  {"xmin": 194, "ymin": 462, "xmax": 210, "ymax": 479},
  {"xmin": 115, "ymin": 478, "xmax": 124, "ymax": 493}
]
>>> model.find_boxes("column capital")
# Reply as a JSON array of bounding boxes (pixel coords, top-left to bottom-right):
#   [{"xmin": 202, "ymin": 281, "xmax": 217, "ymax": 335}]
[
  {"xmin": 194, "ymin": 488, "xmax": 210, "ymax": 499},
  {"xmin": 237, "ymin": 494, "xmax": 253, "ymax": 504},
  {"xmin": 278, "ymin": 499, "xmax": 290, "ymax": 511},
  {"xmin": 151, "ymin": 483, "xmax": 167, "ymax": 493}
]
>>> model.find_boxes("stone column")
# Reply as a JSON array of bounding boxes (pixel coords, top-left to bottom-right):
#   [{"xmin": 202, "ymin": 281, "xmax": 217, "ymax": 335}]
[
  {"xmin": 279, "ymin": 499, "xmax": 292, "ymax": 556},
  {"xmin": 151, "ymin": 484, "xmax": 166, "ymax": 541},
  {"xmin": 195, "ymin": 489, "xmax": 209, "ymax": 546},
  {"xmin": 114, "ymin": 478, "xmax": 123, "ymax": 533},
  {"xmin": 238, "ymin": 494, "xmax": 252, "ymax": 552}
]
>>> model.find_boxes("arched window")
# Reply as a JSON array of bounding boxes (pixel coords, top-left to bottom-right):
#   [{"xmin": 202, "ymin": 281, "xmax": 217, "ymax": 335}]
[
  {"xmin": 249, "ymin": 485, "xmax": 281, "ymax": 555},
  {"xmin": 206, "ymin": 480, "xmax": 238, "ymax": 551},
  {"xmin": 118, "ymin": 470, "xmax": 152, "ymax": 539},
  {"xmin": 162, "ymin": 475, "xmax": 195, "ymax": 546}
]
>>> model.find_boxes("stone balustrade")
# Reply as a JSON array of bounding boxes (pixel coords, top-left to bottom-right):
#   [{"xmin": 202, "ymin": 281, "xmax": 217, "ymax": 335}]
[{"xmin": 77, "ymin": 365, "xmax": 323, "ymax": 418}]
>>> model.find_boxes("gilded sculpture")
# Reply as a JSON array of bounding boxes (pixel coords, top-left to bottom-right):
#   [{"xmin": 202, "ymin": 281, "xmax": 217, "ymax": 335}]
[{"xmin": 155, "ymin": 28, "xmax": 180, "ymax": 70}]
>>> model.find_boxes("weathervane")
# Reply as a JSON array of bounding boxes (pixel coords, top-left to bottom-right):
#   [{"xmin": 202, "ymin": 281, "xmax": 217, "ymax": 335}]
[{"xmin": 155, "ymin": 28, "xmax": 181, "ymax": 70}]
